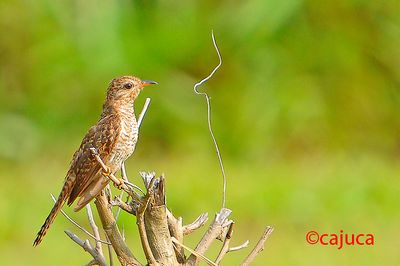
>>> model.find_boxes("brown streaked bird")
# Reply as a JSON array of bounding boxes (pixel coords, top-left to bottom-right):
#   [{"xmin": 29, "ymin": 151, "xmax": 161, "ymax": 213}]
[{"xmin": 33, "ymin": 76, "xmax": 157, "ymax": 246}]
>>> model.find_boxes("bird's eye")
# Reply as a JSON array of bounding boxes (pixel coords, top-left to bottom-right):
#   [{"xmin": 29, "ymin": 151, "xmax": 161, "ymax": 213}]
[{"xmin": 124, "ymin": 82, "xmax": 133, "ymax": 89}]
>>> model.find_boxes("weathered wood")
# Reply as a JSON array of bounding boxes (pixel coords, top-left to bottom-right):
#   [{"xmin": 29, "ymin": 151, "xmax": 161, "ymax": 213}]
[
  {"xmin": 95, "ymin": 192, "xmax": 141, "ymax": 266},
  {"xmin": 185, "ymin": 208, "xmax": 232, "ymax": 266},
  {"xmin": 142, "ymin": 175, "xmax": 179, "ymax": 265}
]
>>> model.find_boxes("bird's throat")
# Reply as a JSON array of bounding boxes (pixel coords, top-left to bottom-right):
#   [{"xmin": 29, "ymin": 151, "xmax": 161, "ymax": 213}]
[{"xmin": 101, "ymin": 101, "xmax": 135, "ymax": 119}]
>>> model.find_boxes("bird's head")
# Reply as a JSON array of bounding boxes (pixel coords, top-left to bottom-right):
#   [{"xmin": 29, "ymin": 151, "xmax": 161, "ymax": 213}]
[{"xmin": 106, "ymin": 76, "xmax": 157, "ymax": 103}]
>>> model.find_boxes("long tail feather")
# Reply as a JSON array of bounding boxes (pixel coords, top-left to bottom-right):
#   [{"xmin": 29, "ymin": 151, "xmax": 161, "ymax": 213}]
[{"xmin": 33, "ymin": 179, "xmax": 73, "ymax": 246}]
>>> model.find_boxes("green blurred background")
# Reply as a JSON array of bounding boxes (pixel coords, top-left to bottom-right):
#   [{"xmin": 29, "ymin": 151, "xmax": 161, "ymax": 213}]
[{"xmin": 1, "ymin": 0, "xmax": 399, "ymax": 265}]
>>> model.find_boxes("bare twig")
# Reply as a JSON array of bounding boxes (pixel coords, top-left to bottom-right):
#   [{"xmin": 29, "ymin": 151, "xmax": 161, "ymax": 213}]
[
  {"xmin": 111, "ymin": 196, "xmax": 135, "ymax": 214},
  {"xmin": 85, "ymin": 260, "xmax": 98, "ymax": 266},
  {"xmin": 114, "ymin": 193, "xmax": 125, "ymax": 220},
  {"xmin": 228, "ymin": 240, "xmax": 249, "ymax": 252},
  {"xmin": 95, "ymin": 192, "xmax": 142, "ymax": 266},
  {"xmin": 86, "ymin": 204, "xmax": 104, "ymax": 257},
  {"xmin": 121, "ymin": 162, "xmax": 128, "ymax": 182},
  {"xmin": 121, "ymin": 224, "xmax": 125, "ymax": 242},
  {"xmin": 141, "ymin": 175, "xmax": 178, "ymax": 265},
  {"xmin": 166, "ymin": 210, "xmax": 185, "ymax": 263},
  {"xmin": 139, "ymin": 171, "xmax": 157, "ymax": 189},
  {"xmin": 115, "ymin": 163, "xmax": 127, "ymax": 221},
  {"xmin": 241, "ymin": 226, "xmax": 274, "ymax": 266},
  {"xmin": 193, "ymin": 31, "xmax": 227, "ymax": 209},
  {"xmin": 182, "ymin": 212, "xmax": 209, "ymax": 235},
  {"xmin": 121, "ymin": 162, "xmax": 145, "ymax": 194},
  {"xmin": 186, "ymin": 208, "xmax": 232, "ymax": 266},
  {"xmin": 137, "ymin": 97, "xmax": 151, "ymax": 128},
  {"xmin": 171, "ymin": 237, "xmax": 217, "ymax": 266},
  {"xmin": 106, "ymin": 235, "xmax": 114, "ymax": 266},
  {"xmin": 65, "ymin": 230, "xmax": 108, "ymax": 266},
  {"xmin": 214, "ymin": 222, "xmax": 234, "ymax": 264},
  {"xmin": 115, "ymin": 162, "xmax": 142, "ymax": 220},
  {"xmin": 50, "ymin": 194, "xmax": 111, "ymax": 245},
  {"xmin": 136, "ymin": 175, "xmax": 157, "ymax": 265}
]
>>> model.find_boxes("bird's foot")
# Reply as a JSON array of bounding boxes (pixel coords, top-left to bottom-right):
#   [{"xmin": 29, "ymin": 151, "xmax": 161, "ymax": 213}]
[
  {"xmin": 102, "ymin": 166, "xmax": 112, "ymax": 178},
  {"xmin": 113, "ymin": 178, "xmax": 125, "ymax": 190},
  {"xmin": 102, "ymin": 166, "xmax": 124, "ymax": 189}
]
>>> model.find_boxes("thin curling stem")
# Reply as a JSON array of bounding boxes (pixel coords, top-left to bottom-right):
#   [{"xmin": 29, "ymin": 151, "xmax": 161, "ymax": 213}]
[{"xmin": 193, "ymin": 30, "xmax": 227, "ymax": 208}]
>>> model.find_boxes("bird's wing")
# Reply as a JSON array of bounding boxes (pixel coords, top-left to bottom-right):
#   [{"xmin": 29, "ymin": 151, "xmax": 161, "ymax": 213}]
[{"xmin": 67, "ymin": 114, "xmax": 121, "ymax": 206}]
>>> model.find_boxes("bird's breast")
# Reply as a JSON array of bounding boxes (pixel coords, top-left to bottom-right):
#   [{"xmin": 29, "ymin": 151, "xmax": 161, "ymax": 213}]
[{"xmin": 109, "ymin": 117, "xmax": 138, "ymax": 171}]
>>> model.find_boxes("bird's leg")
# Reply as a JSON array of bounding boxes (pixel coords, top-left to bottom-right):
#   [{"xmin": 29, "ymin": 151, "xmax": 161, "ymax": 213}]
[
  {"xmin": 101, "ymin": 165, "xmax": 124, "ymax": 190},
  {"xmin": 90, "ymin": 148, "xmax": 124, "ymax": 189},
  {"xmin": 112, "ymin": 162, "xmax": 127, "ymax": 190},
  {"xmin": 113, "ymin": 177, "xmax": 125, "ymax": 190},
  {"xmin": 101, "ymin": 165, "xmax": 112, "ymax": 180}
]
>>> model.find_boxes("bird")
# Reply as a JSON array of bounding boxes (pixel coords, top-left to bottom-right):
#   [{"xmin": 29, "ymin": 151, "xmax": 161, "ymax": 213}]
[{"xmin": 33, "ymin": 75, "xmax": 157, "ymax": 246}]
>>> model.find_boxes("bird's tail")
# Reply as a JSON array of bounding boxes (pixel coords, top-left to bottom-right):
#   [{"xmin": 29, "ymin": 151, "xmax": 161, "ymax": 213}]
[{"xmin": 33, "ymin": 179, "xmax": 73, "ymax": 246}]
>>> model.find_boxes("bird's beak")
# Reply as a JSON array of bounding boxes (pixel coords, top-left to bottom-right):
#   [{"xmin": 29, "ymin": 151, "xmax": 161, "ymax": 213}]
[{"xmin": 141, "ymin": 80, "xmax": 158, "ymax": 87}]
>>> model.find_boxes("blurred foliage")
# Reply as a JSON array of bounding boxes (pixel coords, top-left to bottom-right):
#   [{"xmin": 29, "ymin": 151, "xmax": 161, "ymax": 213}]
[{"xmin": 0, "ymin": 0, "xmax": 399, "ymax": 265}]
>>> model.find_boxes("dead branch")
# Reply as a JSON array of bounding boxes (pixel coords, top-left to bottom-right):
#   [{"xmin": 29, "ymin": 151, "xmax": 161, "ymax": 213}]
[
  {"xmin": 137, "ymin": 97, "xmax": 151, "ymax": 127},
  {"xmin": 111, "ymin": 196, "xmax": 135, "ymax": 214},
  {"xmin": 85, "ymin": 260, "xmax": 98, "ymax": 266},
  {"xmin": 86, "ymin": 204, "xmax": 104, "ymax": 257},
  {"xmin": 214, "ymin": 222, "xmax": 234, "ymax": 264},
  {"xmin": 241, "ymin": 226, "xmax": 274, "ymax": 266},
  {"xmin": 166, "ymin": 210, "xmax": 185, "ymax": 263},
  {"xmin": 171, "ymin": 237, "xmax": 217, "ymax": 266},
  {"xmin": 50, "ymin": 194, "xmax": 111, "ymax": 245},
  {"xmin": 138, "ymin": 173, "xmax": 179, "ymax": 265},
  {"xmin": 228, "ymin": 240, "xmax": 249, "ymax": 252},
  {"xmin": 185, "ymin": 208, "xmax": 233, "ymax": 266},
  {"xmin": 95, "ymin": 191, "xmax": 141, "ymax": 266},
  {"xmin": 106, "ymin": 235, "xmax": 114, "ymax": 266},
  {"xmin": 182, "ymin": 212, "xmax": 209, "ymax": 235},
  {"xmin": 65, "ymin": 230, "xmax": 107, "ymax": 266},
  {"xmin": 136, "ymin": 174, "xmax": 157, "ymax": 265}
]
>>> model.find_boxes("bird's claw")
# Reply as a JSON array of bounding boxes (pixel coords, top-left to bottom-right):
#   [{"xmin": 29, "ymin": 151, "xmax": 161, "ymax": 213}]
[
  {"xmin": 102, "ymin": 167, "xmax": 124, "ymax": 189},
  {"xmin": 114, "ymin": 178, "xmax": 124, "ymax": 190},
  {"xmin": 102, "ymin": 166, "xmax": 112, "ymax": 177}
]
